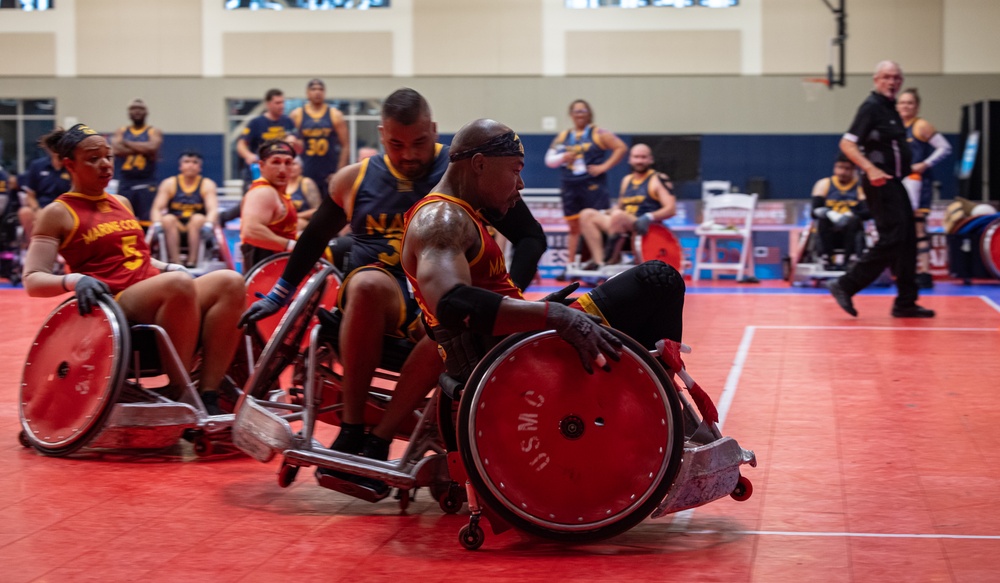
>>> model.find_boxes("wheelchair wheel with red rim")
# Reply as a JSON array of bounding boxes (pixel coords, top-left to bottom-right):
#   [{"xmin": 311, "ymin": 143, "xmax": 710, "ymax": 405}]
[
  {"xmin": 20, "ymin": 297, "xmax": 130, "ymax": 456},
  {"xmin": 636, "ymin": 223, "xmax": 683, "ymax": 271},
  {"xmin": 244, "ymin": 264, "xmax": 341, "ymax": 399},
  {"xmin": 244, "ymin": 253, "xmax": 341, "ymax": 344},
  {"xmin": 981, "ymin": 218, "xmax": 1000, "ymax": 279},
  {"xmin": 457, "ymin": 329, "xmax": 684, "ymax": 542}
]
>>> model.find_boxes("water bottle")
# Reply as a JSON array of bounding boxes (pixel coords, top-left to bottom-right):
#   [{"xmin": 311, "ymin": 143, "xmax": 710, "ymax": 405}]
[{"xmin": 250, "ymin": 162, "xmax": 261, "ymax": 180}]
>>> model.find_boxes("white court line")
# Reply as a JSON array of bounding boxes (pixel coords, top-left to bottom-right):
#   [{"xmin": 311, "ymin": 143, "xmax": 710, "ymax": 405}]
[
  {"xmin": 979, "ymin": 295, "xmax": 1000, "ymax": 315},
  {"xmin": 753, "ymin": 325, "xmax": 997, "ymax": 331},
  {"xmin": 670, "ymin": 323, "xmax": 998, "ymax": 532},
  {"xmin": 676, "ymin": 530, "xmax": 1000, "ymax": 540}
]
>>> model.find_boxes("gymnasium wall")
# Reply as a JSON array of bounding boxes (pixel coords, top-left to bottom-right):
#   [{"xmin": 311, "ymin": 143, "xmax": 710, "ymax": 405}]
[{"xmin": 0, "ymin": 0, "xmax": 995, "ymax": 198}]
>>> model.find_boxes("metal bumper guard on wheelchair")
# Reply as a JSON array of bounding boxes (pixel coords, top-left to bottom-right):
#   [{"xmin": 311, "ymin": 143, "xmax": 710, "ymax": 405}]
[
  {"xmin": 234, "ymin": 261, "xmax": 456, "ymax": 508},
  {"xmin": 232, "ymin": 264, "xmax": 756, "ymax": 549},
  {"xmin": 18, "ymin": 297, "xmax": 235, "ymax": 457}
]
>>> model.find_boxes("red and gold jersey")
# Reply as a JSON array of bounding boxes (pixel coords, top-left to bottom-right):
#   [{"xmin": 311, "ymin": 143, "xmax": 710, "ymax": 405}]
[
  {"xmin": 55, "ymin": 192, "xmax": 156, "ymax": 294},
  {"xmin": 403, "ymin": 193, "xmax": 522, "ymax": 328},
  {"xmin": 243, "ymin": 177, "xmax": 298, "ymax": 242}
]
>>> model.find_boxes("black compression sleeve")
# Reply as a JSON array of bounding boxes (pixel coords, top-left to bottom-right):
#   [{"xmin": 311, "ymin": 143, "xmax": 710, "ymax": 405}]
[
  {"xmin": 491, "ymin": 197, "xmax": 547, "ymax": 291},
  {"xmin": 280, "ymin": 194, "xmax": 348, "ymax": 287}
]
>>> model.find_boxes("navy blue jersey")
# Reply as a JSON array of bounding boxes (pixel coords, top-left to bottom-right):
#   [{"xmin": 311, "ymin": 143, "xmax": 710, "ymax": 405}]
[
  {"xmin": 819, "ymin": 176, "xmax": 863, "ymax": 213},
  {"xmin": 295, "ymin": 104, "xmax": 342, "ymax": 189},
  {"xmin": 240, "ymin": 114, "xmax": 296, "ymax": 166},
  {"xmin": 845, "ymin": 92, "xmax": 912, "ymax": 179},
  {"xmin": 553, "ymin": 125, "xmax": 610, "ymax": 185},
  {"xmin": 618, "ymin": 170, "xmax": 663, "ymax": 216},
  {"xmin": 345, "ymin": 144, "xmax": 449, "ymax": 272},
  {"xmin": 23, "ymin": 156, "xmax": 72, "ymax": 207},
  {"xmin": 116, "ymin": 126, "xmax": 158, "ymax": 182},
  {"xmin": 168, "ymin": 175, "xmax": 206, "ymax": 221},
  {"xmin": 287, "ymin": 176, "xmax": 312, "ymax": 212}
]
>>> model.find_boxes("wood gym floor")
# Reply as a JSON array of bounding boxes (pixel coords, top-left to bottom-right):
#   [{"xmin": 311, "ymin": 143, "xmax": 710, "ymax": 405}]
[{"xmin": 1, "ymin": 277, "xmax": 999, "ymax": 582}]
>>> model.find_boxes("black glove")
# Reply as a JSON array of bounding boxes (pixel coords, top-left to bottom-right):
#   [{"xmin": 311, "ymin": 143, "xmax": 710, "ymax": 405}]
[
  {"xmin": 634, "ymin": 213, "xmax": 654, "ymax": 235},
  {"xmin": 238, "ymin": 277, "xmax": 295, "ymax": 328},
  {"xmin": 74, "ymin": 276, "xmax": 111, "ymax": 316},
  {"xmin": 238, "ymin": 292, "xmax": 283, "ymax": 328},
  {"xmin": 200, "ymin": 225, "xmax": 216, "ymax": 247},
  {"xmin": 541, "ymin": 281, "xmax": 580, "ymax": 305},
  {"xmin": 545, "ymin": 302, "xmax": 622, "ymax": 374}
]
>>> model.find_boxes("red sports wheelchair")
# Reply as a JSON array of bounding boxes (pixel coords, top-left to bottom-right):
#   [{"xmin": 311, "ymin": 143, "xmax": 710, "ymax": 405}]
[{"xmin": 232, "ymin": 260, "xmax": 757, "ymax": 550}]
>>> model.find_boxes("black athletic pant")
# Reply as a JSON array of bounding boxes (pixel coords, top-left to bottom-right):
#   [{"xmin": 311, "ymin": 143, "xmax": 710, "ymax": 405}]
[
  {"xmin": 816, "ymin": 215, "xmax": 865, "ymax": 259},
  {"xmin": 837, "ymin": 177, "xmax": 918, "ymax": 307}
]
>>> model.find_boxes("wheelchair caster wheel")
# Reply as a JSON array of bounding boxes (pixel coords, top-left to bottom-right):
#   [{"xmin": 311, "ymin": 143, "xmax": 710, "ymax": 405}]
[
  {"xmin": 438, "ymin": 489, "xmax": 462, "ymax": 514},
  {"xmin": 731, "ymin": 475, "xmax": 753, "ymax": 502},
  {"xmin": 459, "ymin": 523, "xmax": 485, "ymax": 550},
  {"xmin": 18, "ymin": 430, "xmax": 31, "ymax": 448},
  {"xmin": 397, "ymin": 489, "xmax": 411, "ymax": 511},
  {"xmin": 193, "ymin": 436, "xmax": 213, "ymax": 457},
  {"xmin": 277, "ymin": 462, "xmax": 299, "ymax": 488}
]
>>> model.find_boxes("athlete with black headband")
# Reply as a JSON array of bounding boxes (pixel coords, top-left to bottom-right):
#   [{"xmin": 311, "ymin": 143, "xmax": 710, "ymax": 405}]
[
  {"xmin": 402, "ymin": 118, "xmax": 686, "ymax": 386},
  {"xmin": 239, "ymin": 139, "xmax": 299, "ymax": 274},
  {"xmin": 23, "ymin": 124, "xmax": 246, "ymax": 415},
  {"xmin": 239, "ymin": 89, "xmax": 547, "ymax": 499}
]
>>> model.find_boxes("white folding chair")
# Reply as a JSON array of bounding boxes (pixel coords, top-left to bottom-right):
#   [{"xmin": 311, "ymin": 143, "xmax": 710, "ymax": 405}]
[
  {"xmin": 692, "ymin": 192, "xmax": 758, "ymax": 282},
  {"xmin": 701, "ymin": 180, "xmax": 731, "ymax": 202}
]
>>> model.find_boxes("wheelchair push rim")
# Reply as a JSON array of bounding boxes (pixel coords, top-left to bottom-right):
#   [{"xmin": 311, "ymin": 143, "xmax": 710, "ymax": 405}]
[
  {"xmin": 244, "ymin": 252, "xmax": 340, "ymax": 346},
  {"xmin": 20, "ymin": 297, "xmax": 130, "ymax": 456},
  {"xmin": 243, "ymin": 264, "xmax": 340, "ymax": 400},
  {"xmin": 458, "ymin": 329, "xmax": 684, "ymax": 542}
]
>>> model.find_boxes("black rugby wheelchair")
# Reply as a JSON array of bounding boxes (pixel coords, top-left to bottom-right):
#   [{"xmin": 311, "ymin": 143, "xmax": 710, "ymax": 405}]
[{"xmin": 232, "ymin": 259, "xmax": 757, "ymax": 550}]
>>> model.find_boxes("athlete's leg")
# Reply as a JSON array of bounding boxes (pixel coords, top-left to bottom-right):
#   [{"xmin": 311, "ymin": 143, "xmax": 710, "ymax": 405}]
[
  {"xmin": 577, "ymin": 260, "xmax": 686, "ymax": 349},
  {"xmin": 191, "ymin": 270, "xmax": 245, "ymax": 393},
  {"xmin": 579, "ymin": 209, "xmax": 612, "ymax": 266},
  {"xmin": 337, "ymin": 269, "xmax": 405, "ymax": 427},
  {"xmin": 186, "ymin": 213, "xmax": 207, "ymax": 266},
  {"xmin": 161, "ymin": 214, "xmax": 183, "ymax": 264},
  {"xmin": 117, "ymin": 272, "xmax": 201, "ymax": 369},
  {"xmin": 369, "ymin": 335, "xmax": 443, "ymax": 442}
]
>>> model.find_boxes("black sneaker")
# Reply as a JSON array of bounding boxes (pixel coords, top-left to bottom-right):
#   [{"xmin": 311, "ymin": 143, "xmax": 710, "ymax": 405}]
[
  {"xmin": 581, "ymin": 260, "xmax": 603, "ymax": 271},
  {"xmin": 891, "ymin": 304, "xmax": 935, "ymax": 318},
  {"xmin": 315, "ymin": 433, "xmax": 391, "ymax": 500},
  {"xmin": 200, "ymin": 391, "xmax": 225, "ymax": 416},
  {"xmin": 825, "ymin": 280, "xmax": 857, "ymax": 317},
  {"xmin": 915, "ymin": 273, "xmax": 934, "ymax": 289}
]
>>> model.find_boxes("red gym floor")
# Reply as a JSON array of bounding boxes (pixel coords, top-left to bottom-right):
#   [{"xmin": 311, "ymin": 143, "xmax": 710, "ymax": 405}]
[{"xmin": 2, "ymin": 279, "xmax": 1000, "ymax": 582}]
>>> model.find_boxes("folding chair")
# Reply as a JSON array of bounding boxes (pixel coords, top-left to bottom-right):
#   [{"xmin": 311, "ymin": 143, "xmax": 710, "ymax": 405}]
[{"xmin": 693, "ymin": 192, "xmax": 758, "ymax": 282}]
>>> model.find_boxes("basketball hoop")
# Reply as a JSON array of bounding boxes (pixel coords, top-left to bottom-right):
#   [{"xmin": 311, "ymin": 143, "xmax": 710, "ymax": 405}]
[{"xmin": 801, "ymin": 77, "xmax": 830, "ymax": 102}]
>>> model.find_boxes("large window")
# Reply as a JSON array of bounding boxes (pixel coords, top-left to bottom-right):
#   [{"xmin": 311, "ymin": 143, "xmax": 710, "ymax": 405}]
[
  {"xmin": 224, "ymin": 0, "xmax": 388, "ymax": 10},
  {"xmin": 0, "ymin": 98, "xmax": 57, "ymax": 175},
  {"xmin": 0, "ymin": 1, "xmax": 53, "ymax": 10},
  {"xmin": 225, "ymin": 97, "xmax": 381, "ymax": 182},
  {"xmin": 566, "ymin": 0, "xmax": 737, "ymax": 7}
]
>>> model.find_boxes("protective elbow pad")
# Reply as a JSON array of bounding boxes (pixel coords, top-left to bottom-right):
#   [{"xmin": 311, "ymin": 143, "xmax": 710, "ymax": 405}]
[{"xmin": 436, "ymin": 284, "xmax": 505, "ymax": 335}]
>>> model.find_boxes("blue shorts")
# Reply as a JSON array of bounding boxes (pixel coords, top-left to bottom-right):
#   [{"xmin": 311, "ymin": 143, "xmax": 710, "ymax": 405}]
[
  {"xmin": 338, "ymin": 263, "xmax": 421, "ymax": 341},
  {"xmin": 561, "ymin": 180, "xmax": 610, "ymax": 220},
  {"xmin": 118, "ymin": 181, "xmax": 157, "ymax": 225}
]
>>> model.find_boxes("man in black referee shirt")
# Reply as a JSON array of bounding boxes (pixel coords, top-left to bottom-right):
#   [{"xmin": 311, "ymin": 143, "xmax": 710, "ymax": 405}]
[{"xmin": 826, "ymin": 60, "xmax": 934, "ymax": 318}]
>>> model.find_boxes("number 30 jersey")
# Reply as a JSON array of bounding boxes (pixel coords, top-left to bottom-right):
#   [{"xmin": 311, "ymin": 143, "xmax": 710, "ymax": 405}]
[{"xmin": 55, "ymin": 192, "xmax": 157, "ymax": 294}]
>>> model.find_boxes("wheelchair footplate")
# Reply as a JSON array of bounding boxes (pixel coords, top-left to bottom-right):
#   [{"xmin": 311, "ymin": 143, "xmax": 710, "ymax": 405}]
[
  {"xmin": 651, "ymin": 434, "xmax": 757, "ymax": 518},
  {"xmin": 232, "ymin": 394, "xmax": 298, "ymax": 463}
]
